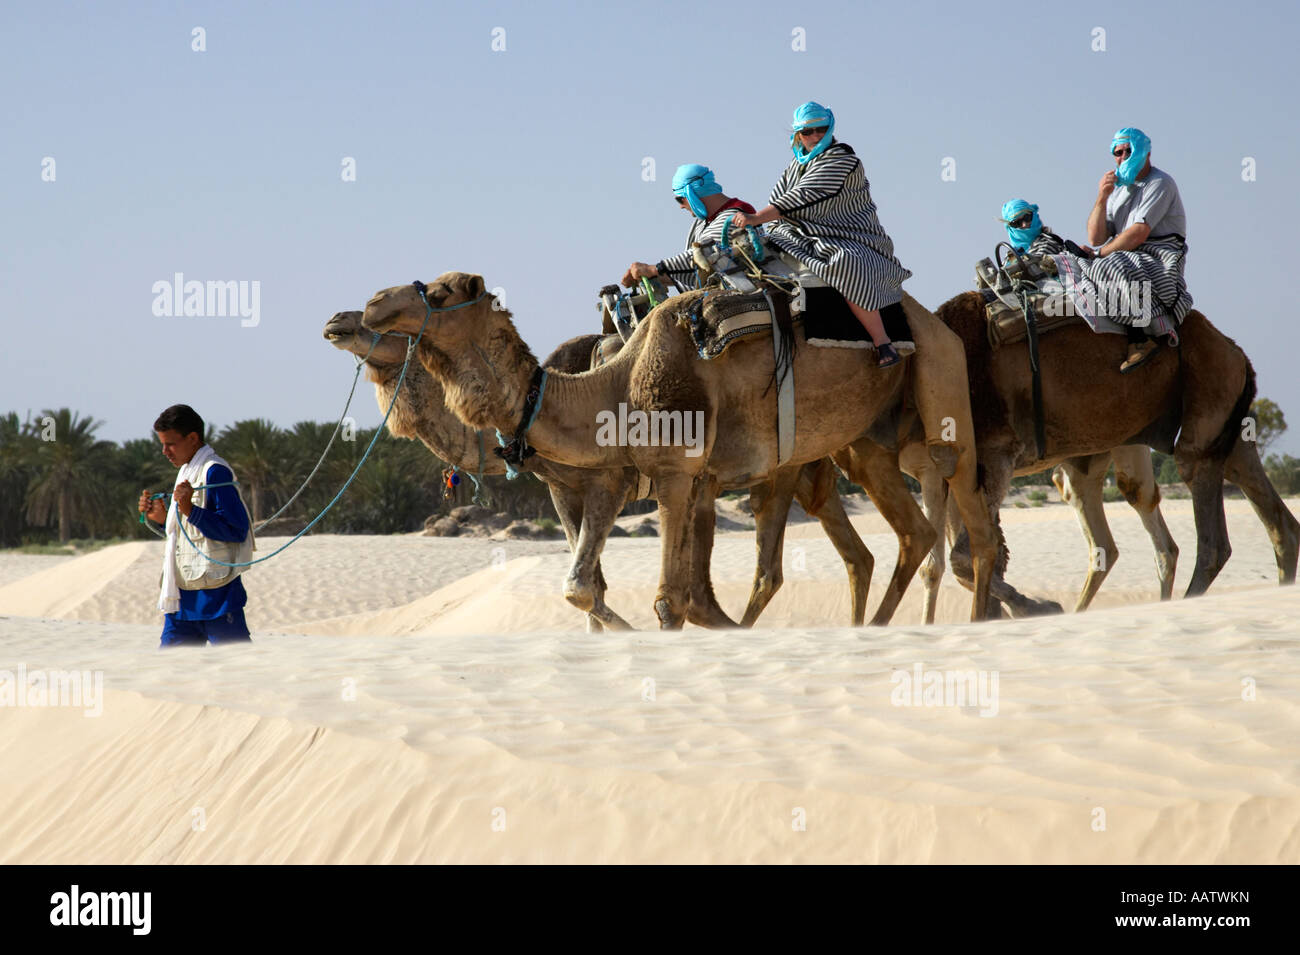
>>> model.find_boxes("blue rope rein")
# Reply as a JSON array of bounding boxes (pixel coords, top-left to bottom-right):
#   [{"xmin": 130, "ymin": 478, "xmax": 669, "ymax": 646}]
[{"xmin": 154, "ymin": 286, "xmax": 489, "ymax": 569}]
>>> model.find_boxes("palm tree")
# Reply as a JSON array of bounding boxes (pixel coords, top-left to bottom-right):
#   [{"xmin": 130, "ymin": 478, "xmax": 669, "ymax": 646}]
[
  {"xmin": 0, "ymin": 413, "xmax": 40, "ymax": 545},
  {"xmin": 25, "ymin": 409, "xmax": 115, "ymax": 543},
  {"xmin": 211, "ymin": 419, "xmax": 284, "ymax": 525}
]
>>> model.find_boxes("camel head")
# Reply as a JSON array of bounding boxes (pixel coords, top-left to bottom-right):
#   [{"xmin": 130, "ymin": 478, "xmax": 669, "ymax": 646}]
[
  {"xmin": 362, "ymin": 271, "xmax": 490, "ymax": 342},
  {"xmin": 321, "ymin": 308, "xmax": 449, "ymax": 446},
  {"xmin": 323, "ymin": 310, "xmax": 411, "ymax": 369},
  {"xmin": 362, "ymin": 272, "xmax": 539, "ymax": 434}
]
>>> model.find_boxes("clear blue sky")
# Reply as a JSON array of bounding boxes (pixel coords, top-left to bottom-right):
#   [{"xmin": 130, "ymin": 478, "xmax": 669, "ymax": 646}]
[{"xmin": 3, "ymin": 0, "xmax": 1298, "ymax": 454}]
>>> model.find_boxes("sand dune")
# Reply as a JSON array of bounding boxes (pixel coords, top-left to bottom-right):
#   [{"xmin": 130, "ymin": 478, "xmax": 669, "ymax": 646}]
[{"xmin": 0, "ymin": 496, "xmax": 1297, "ymax": 863}]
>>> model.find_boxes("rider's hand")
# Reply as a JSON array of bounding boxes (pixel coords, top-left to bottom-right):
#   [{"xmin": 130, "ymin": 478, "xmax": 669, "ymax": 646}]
[
  {"xmin": 621, "ymin": 262, "xmax": 657, "ymax": 287},
  {"xmin": 729, "ymin": 212, "xmax": 750, "ymax": 229},
  {"xmin": 1098, "ymin": 170, "xmax": 1116, "ymax": 198}
]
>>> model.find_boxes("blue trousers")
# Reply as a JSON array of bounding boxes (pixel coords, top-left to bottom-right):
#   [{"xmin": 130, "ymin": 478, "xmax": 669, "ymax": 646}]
[{"xmin": 160, "ymin": 608, "xmax": 252, "ymax": 648}]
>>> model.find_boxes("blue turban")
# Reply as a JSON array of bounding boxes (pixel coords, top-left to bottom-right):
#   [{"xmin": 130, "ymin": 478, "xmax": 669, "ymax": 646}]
[
  {"xmin": 1000, "ymin": 198, "xmax": 1043, "ymax": 253},
  {"xmin": 1111, "ymin": 127, "xmax": 1151, "ymax": 187},
  {"xmin": 672, "ymin": 163, "xmax": 722, "ymax": 218},
  {"xmin": 791, "ymin": 101, "xmax": 835, "ymax": 164}
]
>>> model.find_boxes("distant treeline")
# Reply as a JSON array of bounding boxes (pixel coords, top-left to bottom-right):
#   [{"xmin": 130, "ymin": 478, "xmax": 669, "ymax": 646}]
[
  {"xmin": 0, "ymin": 409, "xmax": 558, "ymax": 547},
  {"xmin": 2, "ymin": 403, "xmax": 1295, "ymax": 548}
]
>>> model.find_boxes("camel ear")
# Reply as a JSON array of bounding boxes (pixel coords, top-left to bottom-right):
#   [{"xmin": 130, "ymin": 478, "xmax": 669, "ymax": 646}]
[{"xmin": 457, "ymin": 273, "xmax": 486, "ymax": 301}]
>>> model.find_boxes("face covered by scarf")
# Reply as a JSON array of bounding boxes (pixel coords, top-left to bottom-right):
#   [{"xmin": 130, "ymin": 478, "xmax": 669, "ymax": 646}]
[
  {"xmin": 1000, "ymin": 198, "xmax": 1042, "ymax": 252},
  {"xmin": 790, "ymin": 101, "xmax": 835, "ymax": 164},
  {"xmin": 1111, "ymin": 127, "xmax": 1151, "ymax": 187},
  {"xmin": 672, "ymin": 164, "xmax": 723, "ymax": 218}
]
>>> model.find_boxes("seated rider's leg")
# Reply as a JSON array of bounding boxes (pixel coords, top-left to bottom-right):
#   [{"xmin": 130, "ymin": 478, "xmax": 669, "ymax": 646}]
[
  {"xmin": 846, "ymin": 301, "xmax": 889, "ymax": 347},
  {"xmin": 1120, "ymin": 323, "xmax": 1159, "ymax": 373},
  {"xmin": 879, "ymin": 301, "xmax": 913, "ymax": 347}
]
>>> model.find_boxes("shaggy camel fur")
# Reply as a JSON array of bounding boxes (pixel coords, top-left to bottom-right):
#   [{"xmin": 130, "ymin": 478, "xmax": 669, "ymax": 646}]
[
  {"xmin": 912, "ymin": 292, "xmax": 1298, "ymax": 612},
  {"xmin": 362, "ymin": 272, "xmax": 999, "ymax": 627},
  {"xmin": 324, "ymin": 310, "xmax": 875, "ymax": 628}
]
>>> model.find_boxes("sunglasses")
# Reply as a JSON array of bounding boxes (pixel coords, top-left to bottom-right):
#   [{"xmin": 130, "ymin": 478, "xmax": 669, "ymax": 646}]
[
  {"xmin": 675, "ymin": 196, "xmax": 687, "ymax": 206},
  {"xmin": 1112, "ymin": 146, "xmax": 1132, "ymax": 158},
  {"xmin": 797, "ymin": 126, "xmax": 829, "ymax": 137},
  {"xmin": 1008, "ymin": 214, "xmax": 1034, "ymax": 229}
]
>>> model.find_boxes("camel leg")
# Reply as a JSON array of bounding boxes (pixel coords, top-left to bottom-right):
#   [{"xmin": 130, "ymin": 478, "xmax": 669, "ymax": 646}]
[
  {"xmin": 544, "ymin": 479, "xmax": 605, "ymax": 632},
  {"xmin": 562, "ymin": 478, "xmax": 635, "ymax": 631},
  {"xmin": 1224, "ymin": 438, "xmax": 1300, "ymax": 584},
  {"xmin": 1111, "ymin": 445, "xmax": 1179, "ymax": 601},
  {"xmin": 1178, "ymin": 452, "xmax": 1231, "ymax": 597},
  {"xmin": 900, "ymin": 296, "xmax": 995, "ymax": 620},
  {"xmin": 1053, "ymin": 455, "xmax": 1118, "ymax": 612},
  {"xmin": 907, "ymin": 451, "xmax": 947, "ymax": 625},
  {"xmin": 651, "ymin": 471, "xmax": 701, "ymax": 630},
  {"xmin": 795, "ymin": 458, "xmax": 874, "ymax": 626},
  {"xmin": 738, "ymin": 467, "xmax": 800, "ymax": 627},
  {"xmin": 947, "ymin": 453, "xmax": 1062, "ymax": 617},
  {"xmin": 834, "ymin": 439, "xmax": 936, "ymax": 626},
  {"xmin": 687, "ymin": 475, "xmax": 739, "ymax": 628}
]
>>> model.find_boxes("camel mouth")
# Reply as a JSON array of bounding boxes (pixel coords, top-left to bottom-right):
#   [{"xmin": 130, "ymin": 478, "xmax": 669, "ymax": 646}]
[{"xmin": 324, "ymin": 312, "xmax": 363, "ymax": 341}]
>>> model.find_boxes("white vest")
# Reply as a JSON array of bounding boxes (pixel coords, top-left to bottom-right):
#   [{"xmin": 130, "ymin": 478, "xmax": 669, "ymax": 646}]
[{"xmin": 174, "ymin": 457, "xmax": 256, "ymax": 590}]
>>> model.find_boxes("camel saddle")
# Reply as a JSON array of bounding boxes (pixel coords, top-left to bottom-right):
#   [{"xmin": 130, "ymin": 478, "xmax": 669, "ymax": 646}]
[
  {"xmin": 976, "ymin": 252, "xmax": 1083, "ymax": 348},
  {"xmin": 984, "ymin": 293, "xmax": 1082, "ymax": 348},
  {"xmin": 683, "ymin": 290, "xmax": 797, "ymax": 463}
]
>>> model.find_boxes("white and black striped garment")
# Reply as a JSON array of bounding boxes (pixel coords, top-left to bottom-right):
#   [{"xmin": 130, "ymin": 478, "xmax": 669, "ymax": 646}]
[
  {"xmin": 1026, "ymin": 230, "xmax": 1066, "ymax": 255},
  {"xmin": 764, "ymin": 142, "xmax": 912, "ymax": 310},
  {"xmin": 1082, "ymin": 235, "xmax": 1192, "ymax": 326},
  {"xmin": 656, "ymin": 211, "xmax": 758, "ymax": 291}
]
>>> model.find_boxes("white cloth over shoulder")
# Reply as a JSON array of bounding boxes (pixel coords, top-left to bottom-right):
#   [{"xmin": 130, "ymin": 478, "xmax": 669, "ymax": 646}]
[{"xmin": 157, "ymin": 444, "xmax": 254, "ymax": 613}]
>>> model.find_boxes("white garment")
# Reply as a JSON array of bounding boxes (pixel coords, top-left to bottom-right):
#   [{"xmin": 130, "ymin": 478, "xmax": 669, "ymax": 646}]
[{"xmin": 157, "ymin": 445, "xmax": 254, "ymax": 613}]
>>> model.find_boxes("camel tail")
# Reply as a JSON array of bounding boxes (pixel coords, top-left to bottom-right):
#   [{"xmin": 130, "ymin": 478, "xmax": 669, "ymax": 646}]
[{"xmin": 1207, "ymin": 359, "xmax": 1257, "ymax": 461}]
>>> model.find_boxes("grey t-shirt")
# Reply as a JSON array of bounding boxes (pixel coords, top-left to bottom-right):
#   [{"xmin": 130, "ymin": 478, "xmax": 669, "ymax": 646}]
[{"xmin": 1105, "ymin": 166, "xmax": 1186, "ymax": 240}]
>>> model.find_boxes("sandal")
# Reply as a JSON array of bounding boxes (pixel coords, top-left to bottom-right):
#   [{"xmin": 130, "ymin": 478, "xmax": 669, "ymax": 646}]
[{"xmin": 877, "ymin": 341, "xmax": 901, "ymax": 368}]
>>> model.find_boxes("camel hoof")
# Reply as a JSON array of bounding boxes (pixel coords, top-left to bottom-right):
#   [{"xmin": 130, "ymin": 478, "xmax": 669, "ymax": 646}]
[
  {"xmin": 654, "ymin": 598, "xmax": 684, "ymax": 630},
  {"xmin": 563, "ymin": 577, "xmax": 596, "ymax": 613},
  {"xmin": 687, "ymin": 603, "xmax": 739, "ymax": 629},
  {"xmin": 1008, "ymin": 597, "xmax": 1064, "ymax": 618}
]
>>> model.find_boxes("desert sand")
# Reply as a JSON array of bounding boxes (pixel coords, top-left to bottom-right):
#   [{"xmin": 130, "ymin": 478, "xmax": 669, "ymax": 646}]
[{"xmin": 0, "ymin": 495, "xmax": 1297, "ymax": 863}]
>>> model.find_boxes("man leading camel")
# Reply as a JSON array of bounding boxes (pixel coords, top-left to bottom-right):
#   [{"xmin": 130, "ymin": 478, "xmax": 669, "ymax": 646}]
[
  {"xmin": 622, "ymin": 163, "xmax": 756, "ymax": 291},
  {"xmin": 1085, "ymin": 127, "xmax": 1192, "ymax": 373},
  {"xmin": 139, "ymin": 404, "xmax": 255, "ymax": 648}
]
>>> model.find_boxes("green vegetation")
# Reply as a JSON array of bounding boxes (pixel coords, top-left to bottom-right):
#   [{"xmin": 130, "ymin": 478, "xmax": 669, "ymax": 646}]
[{"xmin": 0, "ymin": 408, "xmax": 559, "ymax": 548}]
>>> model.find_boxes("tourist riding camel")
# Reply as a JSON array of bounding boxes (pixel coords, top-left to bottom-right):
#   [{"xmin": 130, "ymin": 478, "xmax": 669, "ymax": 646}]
[
  {"xmin": 621, "ymin": 164, "xmax": 757, "ymax": 291},
  {"xmin": 1085, "ymin": 127, "xmax": 1192, "ymax": 373},
  {"xmin": 730, "ymin": 101, "xmax": 912, "ymax": 366}
]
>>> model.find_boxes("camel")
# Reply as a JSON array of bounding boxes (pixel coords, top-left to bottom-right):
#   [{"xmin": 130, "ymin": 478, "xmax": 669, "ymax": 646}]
[
  {"xmin": 323, "ymin": 310, "xmax": 875, "ymax": 629},
  {"xmin": 907, "ymin": 292, "xmax": 1298, "ymax": 613},
  {"xmin": 362, "ymin": 272, "xmax": 999, "ymax": 627}
]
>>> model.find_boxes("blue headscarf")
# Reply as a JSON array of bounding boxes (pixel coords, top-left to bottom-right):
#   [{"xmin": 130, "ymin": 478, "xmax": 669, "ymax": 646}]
[
  {"xmin": 1111, "ymin": 127, "xmax": 1151, "ymax": 187},
  {"xmin": 791, "ymin": 101, "xmax": 835, "ymax": 164},
  {"xmin": 1000, "ymin": 198, "xmax": 1043, "ymax": 252},
  {"xmin": 672, "ymin": 163, "xmax": 722, "ymax": 218}
]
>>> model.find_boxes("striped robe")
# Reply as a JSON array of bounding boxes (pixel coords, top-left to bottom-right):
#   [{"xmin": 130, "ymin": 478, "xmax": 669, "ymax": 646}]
[
  {"xmin": 1083, "ymin": 235, "xmax": 1192, "ymax": 327},
  {"xmin": 656, "ymin": 202, "xmax": 758, "ymax": 291},
  {"xmin": 764, "ymin": 142, "xmax": 912, "ymax": 310},
  {"xmin": 1026, "ymin": 230, "xmax": 1065, "ymax": 255}
]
